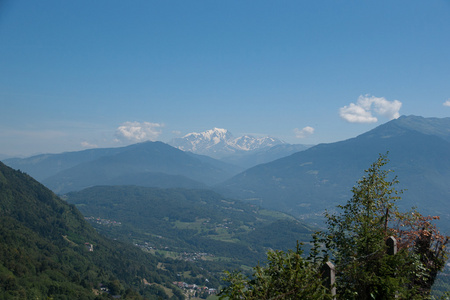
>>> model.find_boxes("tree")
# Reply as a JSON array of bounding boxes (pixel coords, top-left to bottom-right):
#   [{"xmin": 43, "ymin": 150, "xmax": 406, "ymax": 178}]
[
  {"xmin": 317, "ymin": 153, "xmax": 449, "ymax": 299},
  {"xmin": 219, "ymin": 242, "xmax": 332, "ymax": 299},
  {"xmin": 392, "ymin": 209, "xmax": 449, "ymax": 295}
]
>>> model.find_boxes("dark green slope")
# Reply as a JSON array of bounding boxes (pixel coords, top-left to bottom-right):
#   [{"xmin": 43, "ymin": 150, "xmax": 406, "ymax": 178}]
[
  {"xmin": 0, "ymin": 162, "xmax": 190, "ymax": 299},
  {"xmin": 65, "ymin": 185, "xmax": 315, "ymax": 272},
  {"xmin": 217, "ymin": 116, "xmax": 450, "ymax": 227}
]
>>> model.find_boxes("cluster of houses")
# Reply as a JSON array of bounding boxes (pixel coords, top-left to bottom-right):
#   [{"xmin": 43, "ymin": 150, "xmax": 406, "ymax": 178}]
[
  {"xmin": 133, "ymin": 241, "xmax": 214, "ymax": 263},
  {"xmin": 84, "ymin": 216, "xmax": 122, "ymax": 226},
  {"xmin": 172, "ymin": 281, "xmax": 217, "ymax": 298},
  {"xmin": 180, "ymin": 251, "xmax": 213, "ymax": 262},
  {"xmin": 134, "ymin": 241, "xmax": 153, "ymax": 251}
]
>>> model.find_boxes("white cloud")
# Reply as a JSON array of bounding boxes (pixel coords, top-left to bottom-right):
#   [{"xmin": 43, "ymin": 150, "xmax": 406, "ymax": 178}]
[
  {"xmin": 339, "ymin": 103, "xmax": 377, "ymax": 123},
  {"xmin": 339, "ymin": 95, "xmax": 402, "ymax": 123},
  {"xmin": 443, "ymin": 100, "xmax": 450, "ymax": 107},
  {"xmin": 115, "ymin": 121, "xmax": 163, "ymax": 143},
  {"xmin": 294, "ymin": 126, "xmax": 315, "ymax": 138}
]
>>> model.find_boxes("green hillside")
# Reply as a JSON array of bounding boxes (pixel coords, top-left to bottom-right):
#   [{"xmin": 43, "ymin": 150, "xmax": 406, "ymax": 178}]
[
  {"xmin": 0, "ymin": 162, "xmax": 208, "ymax": 299},
  {"xmin": 64, "ymin": 186, "xmax": 315, "ymax": 273}
]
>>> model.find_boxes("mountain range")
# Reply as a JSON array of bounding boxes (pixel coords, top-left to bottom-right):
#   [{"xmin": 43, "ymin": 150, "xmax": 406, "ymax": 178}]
[
  {"xmin": 3, "ymin": 132, "xmax": 309, "ymax": 193},
  {"xmin": 217, "ymin": 115, "xmax": 450, "ymax": 229},
  {"xmin": 3, "ymin": 115, "xmax": 450, "ymax": 230},
  {"xmin": 169, "ymin": 128, "xmax": 301, "ymax": 159},
  {"xmin": 4, "ymin": 142, "xmax": 241, "ymax": 194},
  {"xmin": 169, "ymin": 127, "xmax": 283, "ymax": 154},
  {"xmin": 168, "ymin": 127, "xmax": 312, "ymax": 168}
]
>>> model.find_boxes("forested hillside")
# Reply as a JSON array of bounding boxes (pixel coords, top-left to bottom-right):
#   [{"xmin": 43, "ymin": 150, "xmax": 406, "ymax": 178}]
[{"xmin": 0, "ymin": 162, "xmax": 206, "ymax": 299}]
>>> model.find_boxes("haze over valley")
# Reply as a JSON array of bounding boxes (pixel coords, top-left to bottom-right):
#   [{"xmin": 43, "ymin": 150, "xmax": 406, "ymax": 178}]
[{"xmin": 2, "ymin": 1, "xmax": 450, "ymax": 298}]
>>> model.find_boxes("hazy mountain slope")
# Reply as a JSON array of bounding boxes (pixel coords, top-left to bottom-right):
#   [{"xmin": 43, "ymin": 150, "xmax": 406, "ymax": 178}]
[
  {"xmin": 106, "ymin": 172, "xmax": 207, "ymax": 189},
  {"xmin": 0, "ymin": 162, "xmax": 190, "ymax": 299},
  {"xmin": 185, "ymin": 151, "xmax": 244, "ymax": 174},
  {"xmin": 65, "ymin": 185, "xmax": 315, "ymax": 271},
  {"xmin": 3, "ymin": 142, "xmax": 241, "ymax": 193},
  {"xmin": 41, "ymin": 141, "xmax": 235, "ymax": 193},
  {"xmin": 217, "ymin": 116, "xmax": 450, "ymax": 227},
  {"xmin": 219, "ymin": 143, "xmax": 312, "ymax": 169},
  {"xmin": 0, "ymin": 154, "xmax": 15, "ymax": 160},
  {"xmin": 3, "ymin": 147, "xmax": 126, "ymax": 181}
]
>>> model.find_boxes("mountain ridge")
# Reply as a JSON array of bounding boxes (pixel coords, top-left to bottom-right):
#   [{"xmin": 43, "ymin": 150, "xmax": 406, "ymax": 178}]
[
  {"xmin": 41, "ymin": 141, "xmax": 235, "ymax": 193},
  {"xmin": 3, "ymin": 141, "xmax": 242, "ymax": 194},
  {"xmin": 216, "ymin": 115, "xmax": 450, "ymax": 229}
]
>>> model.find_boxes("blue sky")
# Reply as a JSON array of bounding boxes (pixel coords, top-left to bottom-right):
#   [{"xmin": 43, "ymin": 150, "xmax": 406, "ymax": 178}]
[{"xmin": 1, "ymin": 0, "xmax": 450, "ymax": 157}]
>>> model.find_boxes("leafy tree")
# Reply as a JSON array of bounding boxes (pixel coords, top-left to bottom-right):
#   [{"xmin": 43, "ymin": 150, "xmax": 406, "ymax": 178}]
[
  {"xmin": 316, "ymin": 154, "xmax": 418, "ymax": 298},
  {"xmin": 219, "ymin": 242, "xmax": 332, "ymax": 299},
  {"xmin": 392, "ymin": 209, "xmax": 449, "ymax": 295},
  {"xmin": 317, "ymin": 153, "xmax": 449, "ymax": 299}
]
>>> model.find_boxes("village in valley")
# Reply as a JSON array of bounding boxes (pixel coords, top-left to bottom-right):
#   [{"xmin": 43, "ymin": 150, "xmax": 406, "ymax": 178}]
[
  {"xmin": 173, "ymin": 281, "xmax": 218, "ymax": 299},
  {"xmin": 84, "ymin": 216, "xmax": 122, "ymax": 226}
]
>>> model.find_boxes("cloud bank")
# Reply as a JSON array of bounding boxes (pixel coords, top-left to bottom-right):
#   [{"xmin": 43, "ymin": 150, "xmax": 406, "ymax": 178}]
[
  {"xmin": 339, "ymin": 95, "xmax": 402, "ymax": 123},
  {"xmin": 443, "ymin": 100, "xmax": 450, "ymax": 107},
  {"xmin": 294, "ymin": 126, "xmax": 315, "ymax": 138},
  {"xmin": 115, "ymin": 121, "xmax": 163, "ymax": 143}
]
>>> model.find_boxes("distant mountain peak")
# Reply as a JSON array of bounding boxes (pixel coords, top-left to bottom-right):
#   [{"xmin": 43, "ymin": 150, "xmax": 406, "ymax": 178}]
[
  {"xmin": 184, "ymin": 127, "xmax": 229, "ymax": 137},
  {"xmin": 169, "ymin": 128, "xmax": 285, "ymax": 158},
  {"xmin": 183, "ymin": 127, "xmax": 231, "ymax": 142}
]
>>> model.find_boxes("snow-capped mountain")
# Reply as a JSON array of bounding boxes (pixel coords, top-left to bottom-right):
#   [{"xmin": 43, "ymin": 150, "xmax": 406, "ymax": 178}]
[
  {"xmin": 232, "ymin": 135, "xmax": 282, "ymax": 151},
  {"xmin": 169, "ymin": 128, "xmax": 285, "ymax": 158}
]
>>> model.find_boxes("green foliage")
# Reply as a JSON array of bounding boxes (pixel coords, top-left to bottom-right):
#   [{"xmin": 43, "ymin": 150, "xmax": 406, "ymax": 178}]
[
  {"xmin": 319, "ymin": 154, "xmax": 408, "ymax": 298},
  {"xmin": 316, "ymin": 153, "xmax": 449, "ymax": 299},
  {"xmin": 220, "ymin": 243, "xmax": 332, "ymax": 300},
  {"xmin": 392, "ymin": 209, "xmax": 450, "ymax": 296}
]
